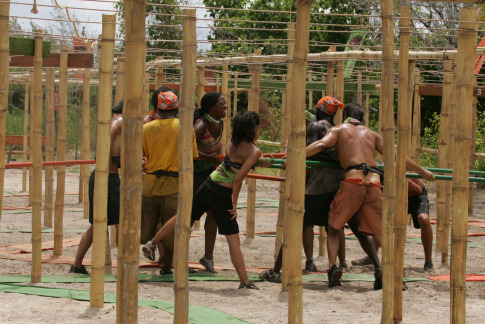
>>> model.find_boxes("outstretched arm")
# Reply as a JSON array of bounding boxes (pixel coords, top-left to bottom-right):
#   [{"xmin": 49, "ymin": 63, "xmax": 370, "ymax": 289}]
[
  {"xmin": 305, "ymin": 127, "xmax": 339, "ymax": 157},
  {"xmin": 405, "ymin": 157, "xmax": 435, "ymax": 181}
]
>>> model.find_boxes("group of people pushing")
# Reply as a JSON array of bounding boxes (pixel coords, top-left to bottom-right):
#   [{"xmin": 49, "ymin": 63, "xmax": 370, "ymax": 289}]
[{"xmin": 70, "ymin": 88, "xmax": 435, "ymax": 291}]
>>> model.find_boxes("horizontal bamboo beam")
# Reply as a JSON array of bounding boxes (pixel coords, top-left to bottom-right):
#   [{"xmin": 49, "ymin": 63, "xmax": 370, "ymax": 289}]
[{"xmin": 417, "ymin": 146, "xmax": 485, "ymax": 159}]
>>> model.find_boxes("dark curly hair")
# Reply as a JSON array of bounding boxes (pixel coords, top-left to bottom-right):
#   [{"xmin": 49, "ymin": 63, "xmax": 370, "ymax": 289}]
[
  {"xmin": 343, "ymin": 103, "xmax": 364, "ymax": 123},
  {"xmin": 231, "ymin": 111, "xmax": 260, "ymax": 146},
  {"xmin": 194, "ymin": 92, "xmax": 222, "ymax": 123},
  {"xmin": 151, "ymin": 86, "xmax": 176, "ymax": 109}
]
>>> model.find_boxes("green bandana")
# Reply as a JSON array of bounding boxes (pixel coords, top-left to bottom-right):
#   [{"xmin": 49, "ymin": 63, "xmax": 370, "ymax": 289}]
[{"xmin": 204, "ymin": 113, "xmax": 222, "ymax": 124}]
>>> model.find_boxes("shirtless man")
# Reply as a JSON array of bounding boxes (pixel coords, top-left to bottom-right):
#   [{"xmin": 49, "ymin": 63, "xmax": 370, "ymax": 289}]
[
  {"xmin": 70, "ymin": 101, "xmax": 123, "ymax": 274},
  {"xmin": 305, "ymin": 102, "xmax": 435, "ymax": 288}
]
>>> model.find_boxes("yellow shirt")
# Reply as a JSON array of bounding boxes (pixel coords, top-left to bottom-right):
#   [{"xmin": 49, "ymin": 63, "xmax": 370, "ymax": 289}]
[{"xmin": 142, "ymin": 118, "xmax": 198, "ymax": 196}]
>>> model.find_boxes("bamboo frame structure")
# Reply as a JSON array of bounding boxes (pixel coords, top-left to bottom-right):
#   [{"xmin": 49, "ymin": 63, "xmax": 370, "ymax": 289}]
[
  {"xmin": 53, "ymin": 45, "xmax": 69, "ymax": 256},
  {"xmin": 31, "ymin": 29, "xmax": 43, "ymax": 283},
  {"xmin": 364, "ymin": 77, "xmax": 369, "ymax": 128},
  {"xmin": 116, "ymin": 1, "xmax": 144, "ymax": 320},
  {"xmin": 469, "ymin": 80, "xmax": 477, "ymax": 214},
  {"xmin": 308, "ymin": 70, "xmax": 313, "ymax": 109},
  {"xmin": 90, "ymin": 14, "xmax": 115, "ymax": 309},
  {"xmin": 114, "ymin": 57, "xmax": 125, "ymax": 104},
  {"xmin": 232, "ymin": 73, "xmax": 238, "ymax": 118},
  {"xmin": 81, "ymin": 69, "xmax": 91, "ymax": 220},
  {"xmin": 380, "ymin": 0, "xmax": 396, "ymax": 322},
  {"xmin": 407, "ymin": 62, "xmax": 416, "ymax": 153},
  {"xmin": 357, "ymin": 71, "xmax": 362, "ymax": 105},
  {"xmin": 334, "ymin": 60, "xmax": 344, "ymax": 124},
  {"xmin": 22, "ymin": 78, "xmax": 29, "ymax": 192},
  {"xmin": 173, "ymin": 9, "xmax": 197, "ymax": 323},
  {"xmin": 450, "ymin": 7, "xmax": 477, "ymax": 324},
  {"xmin": 286, "ymin": 1, "xmax": 312, "ymax": 322},
  {"xmin": 325, "ymin": 46, "xmax": 336, "ymax": 98},
  {"xmin": 221, "ymin": 65, "xmax": 229, "ymax": 147},
  {"xmin": 0, "ymin": 0, "xmax": 8, "ymax": 224},
  {"xmin": 393, "ymin": 7, "xmax": 410, "ymax": 321},
  {"xmin": 44, "ymin": 67, "xmax": 55, "ymax": 228},
  {"xmin": 320, "ymin": 74, "xmax": 325, "ymax": 98},
  {"xmin": 246, "ymin": 49, "xmax": 261, "ymax": 240},
  {"xmin": 29, "ymin": 81, "xmax": 33, "ymax": 206},
  {"xmin": 411, "ymin": 70, "xmax": 421, "ymax": 163},
  {"xmin": 197, "ymin": 64, "xmax": 205, "ymax": 107}
]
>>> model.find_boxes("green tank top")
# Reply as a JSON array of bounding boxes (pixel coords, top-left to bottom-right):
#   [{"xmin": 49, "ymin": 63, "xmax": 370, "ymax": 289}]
[{"xmin": 210, "ymin": 162, "xmax": 237, "ymax": 184}]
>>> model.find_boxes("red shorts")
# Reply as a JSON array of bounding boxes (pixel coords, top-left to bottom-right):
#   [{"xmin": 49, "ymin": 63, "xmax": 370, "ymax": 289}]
[{"xmin": 328, "ymin": 178, "xmax": 382, "ymax": 236}]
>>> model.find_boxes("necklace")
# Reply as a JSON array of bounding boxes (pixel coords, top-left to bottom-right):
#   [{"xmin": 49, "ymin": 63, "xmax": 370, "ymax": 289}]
[{"xmin": 204, "ymin": 113, "xmax": 222, "ymax": 124}]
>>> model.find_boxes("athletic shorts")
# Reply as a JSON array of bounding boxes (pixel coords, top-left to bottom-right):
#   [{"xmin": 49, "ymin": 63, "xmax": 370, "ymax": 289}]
[
  {"xmin": 88, "ymin": 170, "xmax": 120, "ymax": 226},
  {"xmin": 194, "ymin": 169, "xmax": 212, "ymax": 194},
  {"xmin": 329, "ymin": 178, "xmax": 382, "ymax": 236},
  {"xmin": 191, "ymin": 178, "xmax": 239, "ymax": 235},
  {"xmin": 303, "ymin": 191, "xmax": 338, "ymax": 228},
  {"xmin": 408, "ymin": 187, "xmax": 429, "ymax": 229},
  {"xmin": 140, "ymin": 193, "xmax": 178, "ymax": 248}
]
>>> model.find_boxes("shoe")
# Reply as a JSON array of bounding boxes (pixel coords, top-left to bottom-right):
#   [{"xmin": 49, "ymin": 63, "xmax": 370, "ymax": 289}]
[
  {"xmin": 374, "ymin": 268, "xmax": 382, "ymax": 290},
  {"xmin": 424, "ymin": 260, "xmax": 434, "ymax": 272},
  {"xmin": 158, "ymin": 256, "xmax": 165, "ymax": 266},
  {"xmin": 142, "ymin": 242, "xmax": 156, "ymax": 261},
  {"xmin": 188, "ymin": 267, "xmax": 197, "ymax": 274},
  {"xmin": 328, "ymin": 265, "xmax": 342, "ymax": 288},
  {"xmin": 238, "ymin": 281, "xmax": 259, "ymax": 290},
  {"xmin": 69, "ymin": 265, "xmax": 89, "ymax": 275},
  {"xmin": 199, "ymin": 256, "xmax": 217, "ymax": 273},
  {"xmin": 351, "ymin": 256, "xmax": 372, "ymax": 266},
  {"xmin": 160, "ymin": 268, "xmax": 173, "ymax": 275},
  {"xmin": 259, "ymin": 269, "xmax": 282, "ymax": 283},
  {"xmin": 303, "ymin": 259, "xmax": 317, "ymax": 273},
  {"xmin": 339, "ymin": 262, "xmax": 350, "ymax": 272}
]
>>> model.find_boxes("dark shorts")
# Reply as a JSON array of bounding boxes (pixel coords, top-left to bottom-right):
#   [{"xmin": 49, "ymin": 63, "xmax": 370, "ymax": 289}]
[
  {"xmin": 89, "ymin": 170, "xmax": 120, "ymax": 226},
  {"xmin": 194, "ymin": 169, "xmax": 212, "ymax": 194},
  {"xmin": 408, "ymin": 187, "xmax": 429, "ymax": 229},
  {"xmin": 303, "ymin": 191, "xmax": 338, "ymax": 229},
  {"xmin": 191, "ymin": 178, "xmax": 239, "ymax": 235}
]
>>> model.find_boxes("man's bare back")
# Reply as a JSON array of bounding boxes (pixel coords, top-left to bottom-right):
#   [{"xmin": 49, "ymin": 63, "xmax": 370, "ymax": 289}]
[{"xmin": 109, "ymin": 115, "xmax": 122, "ymax": 173}]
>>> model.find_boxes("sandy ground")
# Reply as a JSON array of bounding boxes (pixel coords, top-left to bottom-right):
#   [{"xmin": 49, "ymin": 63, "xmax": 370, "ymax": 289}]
[{"xmin": 0, "ymin": 167, "xmax": 485, "ymax": 323}]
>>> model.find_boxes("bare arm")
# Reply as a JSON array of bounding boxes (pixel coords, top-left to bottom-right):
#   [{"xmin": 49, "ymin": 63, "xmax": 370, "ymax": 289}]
[
  {"xmin": 408, "ymin": 179, "xmax": 423, "ymax": 197},
  {"xmin": 405, "ymin": 157, "xmax": 435, "ymax": 181},
  {"xmin": 305, "ymin": 127, "xmax": 339, "ymax": 157}
]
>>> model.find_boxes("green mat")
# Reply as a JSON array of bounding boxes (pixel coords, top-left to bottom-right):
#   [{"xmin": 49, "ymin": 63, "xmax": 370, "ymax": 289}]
[
  {"xmin": 302, "ymin": 272, "xmax": 429, "ymax": 283},
  {"xmin": 0, "ymin": 283, "xmax": 250, "ymax": 324}
]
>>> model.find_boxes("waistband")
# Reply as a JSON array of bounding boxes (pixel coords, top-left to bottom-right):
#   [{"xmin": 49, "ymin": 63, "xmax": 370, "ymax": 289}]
[
  {"xmin": 344, "ymin": 177, "xmax": 381, "ymax": 188},
  {"xmin": 146, "ymin": 170, "xmax": 179, "ymax": 178}
]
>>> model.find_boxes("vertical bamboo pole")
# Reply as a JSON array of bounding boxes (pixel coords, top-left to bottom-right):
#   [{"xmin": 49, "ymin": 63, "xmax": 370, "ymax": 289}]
[
  {"xmin": 29, "ymin": 83, "xmax": 33, "ymax": 206},
  {"xmin": 44, "ymin": 68, "xmax": 55, "ymax": 228},
  {"xmin": 115, "ymin": 57, "xmax": 125, "ymax": 104},
  {"xmin": 357, "ymin": 70, "xmax": 362, "ymax": 106},
  {"xmin": 22, "ymin": 79, "xmax": 29, "ymax": 191},
  {"xmin": 451, "ymin": 8, "xmax": 477, "ymax": 323},
  {"xmin": 321, "ymin": 73, "xmax": 326, "ymax": 98},
  {"xmin": 233, "ymin": 73, "xmax": 238, "ymax": 117},
  {"xmin": 334, "ymin": 60, "xmax": 344, "ymax": 124},
  {"xmin": 326, "ymin": 46, "xmax": 336, "ymax": 98},
  {"xmin": 308, "ymin": 70, "xmax": 313, "ymax": 110},
  {"xmin": 411, "ymin": 71, "xmax": 421, "ymax": 163},
  {"xmin": 407, "ymin": 61, "xmax": 416, "ymax": 153},
  {"xmin": 436, "ymin": 60, "xmax": 452, "ymax": 253},
  {"xmin": 286, "ymin": 2, "xmax": 312, "ymax": 322},
  {"xmin": 173, "ymin": 9, "xmax": 197, "ymax": 324},
  {"xmin": 81, "ymin": 69, "xmax": 91, "ymax": 220},
  {"xmin": 318, "ymin": 227, "xmax": 326, "ymax": 257},
  {"xmin": 155, "ymin": 60, "xmax": 163, "ymax": 90},
  {"xmin": 246, "ymin": 49, "xmax": 261, "ymax": 240},
  {"xmin": 221, "ymin": 65, "xmax": 229, "ymax": 147},
  {"xmin": 468, "ymin": 78, "xmax": 477, "ymax": 214},
  {"xmin": 278, "ymin": 23, "xmax": 295, "ymax": 288},
  {"xmin": 197, "ymin": 65, "xmax": 205, "ymax": 107},
  {"xmin": 0, "ymin": 0, "xmax": 8, "ymax": 224},
  {"xmin": 393, "ymin": 7, "xmax": 409, "ymax": 321},
  {"xmin": 53, "ymin": 45, "xmax": 69, "ymax": 256},
  {"xmin": 116, "ymin": 1, "xmax": 144, "ymax": 321},
  {"xmin": 380, "ymin": 0, "xmax": 395, "ymax": 322},
  {"xmin": 31, "ymin": 29, "xmax": 43, "ymax": 283},
  {"xmin": 365, "ymin": 77, "xmax": 369, "ymax": 128},
  {"xmin": 90, "ymin": 14, "xmax": 115, "ymax": 309}
]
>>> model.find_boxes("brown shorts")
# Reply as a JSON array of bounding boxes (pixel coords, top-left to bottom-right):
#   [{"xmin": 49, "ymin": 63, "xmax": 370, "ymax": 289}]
[
  {"xmin": 140, "ymin": 193, "xmax": 178, "ymax": 249},
  {"xmin": 328, "ymin": 178, "xmax": 382, "ymax": 236}
]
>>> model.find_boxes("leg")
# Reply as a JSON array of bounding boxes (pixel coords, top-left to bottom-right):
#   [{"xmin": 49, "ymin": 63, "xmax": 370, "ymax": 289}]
[
  {"xmin": 347, "ymin": 214, "xmax": 381, "ymax": 269},
  {"xmin": 418, "ymin": 213, "xmax": 433, "ymax": 269},
  {"xmin": 302, "ymin": 225, "xmax": 314, "ymax": 261},
  {"xmin": 155, "ymin": 221, "xmax": 165, "ymax": 262},
  {"xmin": 114, "ymin": 224, "xmax": 119, "ymax": 246},
  {"xmin": 225, "ymin": 234, "xmax": 250, "ymax": 285},
  {"xmin": 74, "ymin": 225, "xmax": 93, "ymax": 268},
  {"xmin": 203, "ymin": 211, "xmax": 217, "ymax": 260},
  {"xmin": 337, "ymin": 229, "xmax": 346, "ymax": 268},
  {"xmin": 327, "ymin": 225, "xmax": 340, "ymax": 269},
  {"xmin": 152, "ymin": 215, "xmax": 177, "ymax": 243}
]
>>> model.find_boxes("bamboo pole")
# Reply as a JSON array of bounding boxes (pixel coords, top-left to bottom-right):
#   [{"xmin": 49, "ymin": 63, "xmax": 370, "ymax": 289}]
[
  {"xmin": 90, "ymin": 14, "xmax": 115, "ymax": 309},
  {"xmin": 407, "ymin": 61, "xmax": 416, "ymax": 153},
  {"xmin": 436, "ymin": 60, "xmax": 453, "ymax": 254},
  {"xmin": 411, "ymin": 71, "xmax": 421, "ymax": 163},
  {"xmin": 221, "ymin": 65, "xmax": 229, "ymax": 147},
  {"xmin": 0, "ymin": 0, "xmax": 8, "ymax": 224},
  {"xmin": 246, "ymin": 49, "xmax": 261, "ymax": 240},
  {"xmin": 321, "ymin": 73, "xmax": 325, "ymax": 98},
  {"xmin": 233, "ymin": 73, "xmax": 238, "ymax": 118},
  {"xmin": 31, "ymin": 29, "xmax": 43, "ymax": 283},
  {"xmin": 279, "ymin": 23, "xmax": 295, "ymax": 289},
  {"xmin": 22, "ymin": 78, "xmax": 29, "ymax": 192},
  {"xmin": 469, "ymin": 78, "xmax": 477, "ymax": 214},
  {"xmin": 393, "ymin": 7, "xmax": 410, "ymax": 321},
  {"xmin": 451, "ymin": 8, "xmax": 477, "ymax": 323},
  {"xmin": 114, "ymin": 57, "xmax": 125, "ymax": 104},
  {"xmin": 286, "ymin": 2, "xmax": 312, "ymax": 322},
  {"xmin": 29, "ymin": 82, "xmax": 33, "ymax": 206},
  {"xmin": 173, "ymin": 9, "xmax": 197, "ymax": 324},
  {"xmin": 365, "ymin": 77, "xmax": 369, "ymax": 128},
  {"xmin": 116, "ymin": 1, "xmax": 144, "ymax": 320},
  {"xmin": 155, "ymin": 60, "xmax": 163, "ymax": 90},
  {"xmin": 308, "ymin": 70, "xmax": 313, "ymax": 110},
  {"xmin": 53, "ymin": 45, "xmax": 69, "ymax": 256},
  {"xmin": 357, "ymin": 70, "xmax": 362, "ymax": 106},
  {"xmin": 318, "ymin": 227, "xmax": 325, "ymax": 257},
  {"xmin": 81, "ymin": 69, "xmax": 91, "ymax": 220},
  {"xmin": 335, "ymin": 60, "xmax": 344, "ymax": 124},
  {"xmin": 44, "ymin": 68, "xmax": 55, "ymax": 228},
  {"xmin": 380, "ymin": 0, "xmax": 396, "ymax": 322},
  {"xmin": 197, "ymin": 64, "xmax": 205, "ymax": 107},
  {"xmin": 326, "ymin": 46, "xmax": 336, "ymax": 98}
]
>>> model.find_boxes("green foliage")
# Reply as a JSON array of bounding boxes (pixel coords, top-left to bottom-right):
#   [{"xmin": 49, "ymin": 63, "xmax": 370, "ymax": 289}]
[{"xmin": 6, "ymin": 104, "xmax": 25, "ymax": 136}]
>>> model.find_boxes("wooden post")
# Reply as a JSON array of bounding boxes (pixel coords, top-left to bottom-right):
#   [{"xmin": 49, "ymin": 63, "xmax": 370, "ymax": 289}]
[
  {"xmin": 321, "ymin": 73, "xmax": 325, "ymax": 98},
  {"xmin": 233, "ymin": 73, "xmax": 238, "ymax": 117},
  {"xmin": 380, "ymin": 0, "xmax": 396, "ymax": 322},
  {"xmin": 31, "ymin": 29, "xmax": 43, "ymax": 283},
  {"xmin": 308, "ymin": 70, "xmax": 313, "ymax": 109},
  {"xmin": 155, "ymin": 60, "xmax": 163, "ymax": 90},
  {"xmin": 221, "ymin": 65, "xmax": 229, "ymax": 147},
  {"xmin": 90, "ymin": 14, "xmax": 115, "ymax": 309},
  {"xmin": 357, "ymin": 70, "xmax": 362, "ymax": 105},
  {"xmin": 197, "ymin": 64, "xmax": 205, "ymax": 107},
  {"xmin": 286, "ymin": 2, "xmax": 312, "ymax": 322},
  {"xmin": 81, "ymin": 69, "xmax": 91, "ymax": 220},
  {"xmin": 246, "ymin": 49, "xmax": 261, "ymax": 240},
  {"xmin": 407, "ymin": 61, "xmax": 416, "ymax": 153},
  {"xmin": 411, "ymin": 69, "xmax": 421, "ymax": 163},
  {"xmin": 53, "ymin": 45, "xmax": 69, "ymax": 256},
  {"xmin": 326, "ymin": 46, "xmax": 336, "ymax": 98},
  {"xmin": 436, "ymin": 60, "xmax": 453, "ymax": 254},
  {"xmin": 173, "ymin": 9, "xmax": 197, "ymax": 324},
  {"xmin": 29, "ymin": 83, "xmax": 33, "ymax": 206},
  {"xmin": 365, "ymin": 77, "xmax": 369, "ymax": 128},
  {"xmin": 393, "ymin": 7, "xmax": 410, "ymax": 321},
  {"xmin": 44, "ymin": 67, "xmax": 55, "ymax": 228},
  {"xmin": 469, "ymin": 78, "xmax": 477, "ymax": 214},
  {"xmin": 0, "ymin": 0, "xmax": 8, "ymax": 223},
  {"xmin": 278, "ymin": 23, "xmax": 295, "ymax": 288},
  {"xmin": 116, "ymin": 1, "xmax": 144, "ymax": 321},
  {"xmin": 451, "ymin": 8, "xmax": 477, "ymax": 323},
  {"xmin": 334, "ymin": 60, "xmax": 344, "ymax": 124},
  {"xmin": 22, "ymin": 79, "xmax": 29, "ymax": 192},
  {"xmin": 114, "ymin": 57, "xmax": 125, "ymax": 104},
  {"xmin": 318, "ymin": 227, "xmax": 326, "ymax": 257}
]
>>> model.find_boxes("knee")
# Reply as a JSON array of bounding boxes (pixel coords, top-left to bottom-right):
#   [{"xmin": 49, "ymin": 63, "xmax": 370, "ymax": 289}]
[{"xmin": 417, "ymin": 214, "xmax": 430, "ymax": 227}]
